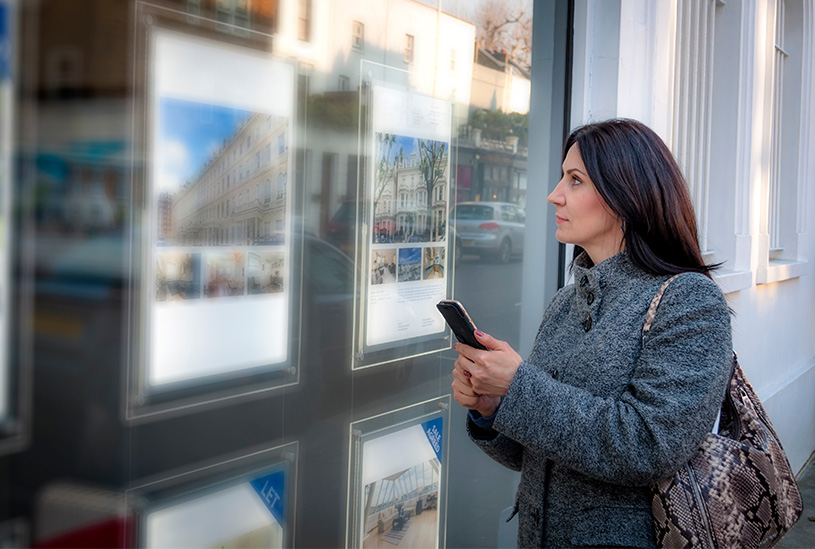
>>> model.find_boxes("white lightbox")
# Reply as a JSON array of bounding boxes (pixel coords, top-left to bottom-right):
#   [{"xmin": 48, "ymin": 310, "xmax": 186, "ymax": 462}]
[{"xmin": 129, "ymin": 17, "xmax": 299, "ymax": 417}]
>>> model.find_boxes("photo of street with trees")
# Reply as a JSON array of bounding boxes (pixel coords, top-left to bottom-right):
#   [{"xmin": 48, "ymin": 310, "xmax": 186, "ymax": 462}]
[{"xmin": 372, "ymin": 133, "xmax": 448, "ymax": 245}]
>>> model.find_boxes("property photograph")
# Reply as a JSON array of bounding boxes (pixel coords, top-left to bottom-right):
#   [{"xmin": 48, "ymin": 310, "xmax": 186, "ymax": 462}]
[
  {"xmin": 247, "ymin": 251, "xmax": 284, "ymax": 294},
  {"xmin": 371, "ymin": 249, "xmax": 397, "ymax": 285},
  {"xmin": 205, "ymin": 251, "xmax": 245, "ymax": 298},
  {"xmin": 397, "ymin": 248, "xmax": 422, "ymax": 283},
  {"xmin": 422, "ymin": 247, "xmax": 445, "ymax": 280},
  {"xmin": 155, "ymin": 252, "xmax": 201, "ymax": 302},
  {"xmin": 372, "ymin": 133, "xmax": 448, "ymax": 245},
  {"xmin": 361, "ymin": 461, "xmax": 440, "ymax": 549},
  {"xmin": 358, "ymin": 419, "xmax": 443, "ymax": 549},
  {"xmin": 155, "ymin": 96, "xmax": 289, "ymax": 249}
]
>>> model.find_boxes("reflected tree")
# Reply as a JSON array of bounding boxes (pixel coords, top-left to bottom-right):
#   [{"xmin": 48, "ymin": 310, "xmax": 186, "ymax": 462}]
[{"xmin": 475, "ymin": 0, "xmax": 532, "ymax": 68}]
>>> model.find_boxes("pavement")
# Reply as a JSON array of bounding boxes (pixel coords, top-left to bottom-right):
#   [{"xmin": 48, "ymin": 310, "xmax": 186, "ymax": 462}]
[{"xmin": 777, "ymin": 453, "xmax": 815, "ymax": 548}]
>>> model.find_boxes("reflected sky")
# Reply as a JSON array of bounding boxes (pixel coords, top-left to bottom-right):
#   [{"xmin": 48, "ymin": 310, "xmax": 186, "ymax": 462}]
[{"xmin": 157, "ymin": 96, "xmax": 251, "ymax": 193}]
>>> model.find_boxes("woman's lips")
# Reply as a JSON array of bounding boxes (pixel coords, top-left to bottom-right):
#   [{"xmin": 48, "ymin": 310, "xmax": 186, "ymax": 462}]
[{"xmin": 555, "ymin": 215, "xmax": 567, "ymax": 224}]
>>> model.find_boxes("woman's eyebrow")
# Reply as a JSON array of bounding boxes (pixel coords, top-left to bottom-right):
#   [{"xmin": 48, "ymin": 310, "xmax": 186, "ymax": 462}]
[{"xmin": 565, "ymin": 168, "xmax": 587, "ymax": 176}]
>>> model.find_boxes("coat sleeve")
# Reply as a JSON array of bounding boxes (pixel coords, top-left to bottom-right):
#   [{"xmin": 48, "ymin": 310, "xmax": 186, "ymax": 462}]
[
  {"xmin": 465, "ymin": 414, "xmax": 524, "ymax": 471},
  {"xmin": 491, "ymin": 273, "xmax": 732, "ymax": 486},
  {"xmin": 463, "ymin": 286, "xmax": 573, "ymax": 473}
]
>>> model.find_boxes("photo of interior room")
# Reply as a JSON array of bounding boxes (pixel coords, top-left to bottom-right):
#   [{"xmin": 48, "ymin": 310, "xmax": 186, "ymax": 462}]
[
  {"xmin": 422, "ymin": 247, "xmax": 444, "ymax": 280},
  {"xmin": 371, "ymin": 249, "xmax": 397, "ymax": 285},
  {"xmin": 247, "ymin": 251, "xmax": 284, "ymax": 294},
  {"xmin": 205, "ymin": 252, "xmax": 245, "ymax": 298},
  {"xmin": 155, "ymin": 252, "xmax": 201, "ymax": 301},
  {"xmin": 362, "ymin": 460, "xmax": 440, "ymax": 549}
]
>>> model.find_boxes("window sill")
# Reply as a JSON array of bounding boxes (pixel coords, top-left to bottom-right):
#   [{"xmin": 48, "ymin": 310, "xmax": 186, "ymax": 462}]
[
  {"xmin": 757, "ymin": 259, "xmax": 809, "ymax": 285},
  {"xmin": 712, "ymin": 269, "xmax": 753, "ymax": 294}
]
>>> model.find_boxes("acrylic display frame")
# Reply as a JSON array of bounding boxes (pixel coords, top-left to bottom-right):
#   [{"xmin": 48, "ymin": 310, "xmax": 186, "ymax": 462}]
[
  {"xmin": 346, "ymin": 395, "xmax": 450, "ymax": 549},
  {"xmin": 0, "ymin": 0, "xmax": 28, "ymax": 456},
  {"xmin": 125, "ymin": 3, "xmax": 302, "ymax": 421},
  {"xmin": 128, "ymin": 441, "xmax": 297, "ymax": 549},
  {"xmin": 351, "ymin": 60, "xmax": 460, "ymax": 370}
]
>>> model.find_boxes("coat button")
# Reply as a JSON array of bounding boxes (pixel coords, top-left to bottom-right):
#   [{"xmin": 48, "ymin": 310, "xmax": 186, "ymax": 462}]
[
  {"xmin": 552, "ymin": 369, "xmax": 559, "ymax": 380},
  {"xmin": 583, "ymin": 316, "xmax": 592, "ymax": 332},
  {"xmin": 580, "ymin": 275, "xmax": 589, "ymax": 287},
  {"xmin": 586, "ymin": 292, "xmax": 594, "ymax": 305},
  {"xmin": 533, "ymin": 508, "xmax": 540, "ymax": 526}
]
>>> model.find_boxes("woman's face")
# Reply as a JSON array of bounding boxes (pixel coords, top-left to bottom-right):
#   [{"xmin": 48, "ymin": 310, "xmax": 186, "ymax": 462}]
[{"xmin": 548, "ymin": 144, "xmax": 623, "ymax": 264}]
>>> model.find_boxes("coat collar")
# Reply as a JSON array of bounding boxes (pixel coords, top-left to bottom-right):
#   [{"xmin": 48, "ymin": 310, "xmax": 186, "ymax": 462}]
[{"xmin": 571, "ymin": 251, "xmax": 642, "ymax": 320}]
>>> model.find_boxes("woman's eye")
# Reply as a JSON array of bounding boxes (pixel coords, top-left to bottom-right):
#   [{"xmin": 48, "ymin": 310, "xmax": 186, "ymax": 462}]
[{"xmin": 571, "ymin": 177, "xmax": 582, "ymax": 186}]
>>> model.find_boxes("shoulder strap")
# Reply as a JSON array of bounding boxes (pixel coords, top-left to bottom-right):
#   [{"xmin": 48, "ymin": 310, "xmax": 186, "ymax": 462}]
[{"xmin": 641, "ymin": 274, "xmax": 682, "ymax": 347}]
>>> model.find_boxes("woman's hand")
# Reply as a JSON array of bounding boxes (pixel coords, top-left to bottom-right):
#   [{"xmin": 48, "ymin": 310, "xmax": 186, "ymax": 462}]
[
  {"xmin": 454, "ymin": 330, "xmax": 523, "ymax": 398},
  {"xmin": 451, "ymin": 366, "xmax": 502, "ymax": 417}
]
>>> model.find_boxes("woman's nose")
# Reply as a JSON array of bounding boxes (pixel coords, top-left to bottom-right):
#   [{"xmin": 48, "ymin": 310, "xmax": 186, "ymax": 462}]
[{"xmin": 548, "ymin": 180, "xmax": 565, "ymax": 205}]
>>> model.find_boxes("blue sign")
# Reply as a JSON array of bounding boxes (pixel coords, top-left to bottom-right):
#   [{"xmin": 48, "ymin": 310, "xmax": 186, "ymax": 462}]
[
  {"xmin": 249, "ymin": 470, "xmax": 286, "ymax": 526},
  {"xmin": 421, "ymin": 417, "xmax": 443, "ymax": 462}
]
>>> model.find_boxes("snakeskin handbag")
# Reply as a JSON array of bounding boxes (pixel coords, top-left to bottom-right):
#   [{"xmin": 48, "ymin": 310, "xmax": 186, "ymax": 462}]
[{"xmin": 644, "ymin": 276, "xmax": 803, "ymax": 548}]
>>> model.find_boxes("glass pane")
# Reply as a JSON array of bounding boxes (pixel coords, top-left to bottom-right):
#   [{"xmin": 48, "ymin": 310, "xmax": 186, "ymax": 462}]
[{"xmin": 4, "ymin": 0, "xmax": 570, "ymax": 547}]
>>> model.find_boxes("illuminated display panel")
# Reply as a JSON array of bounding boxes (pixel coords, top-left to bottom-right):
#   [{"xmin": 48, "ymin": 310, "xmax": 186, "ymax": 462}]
[
  {"xmin": 0, "ymin": 0, "xmax": 13, "ymax": 426},
  {"xmin": 143, "ymin": 29, "xmax": 295, "ymax": 391},
  {"xmin": 348, "ymin": 397, "xmax": 449, "ymax": 549},
  {"xmin": 365, "ymin": 85, "xmax": 451, "ymax": 349},
  {"xmin": 144, "ymin": 469, "xmax": 286, "ymax": 549}
]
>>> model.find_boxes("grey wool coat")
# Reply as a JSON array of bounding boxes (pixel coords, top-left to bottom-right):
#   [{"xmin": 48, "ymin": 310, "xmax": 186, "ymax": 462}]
[{"xmin": 467, "ymin": 251, "xmax": 732, "ymax": 548}]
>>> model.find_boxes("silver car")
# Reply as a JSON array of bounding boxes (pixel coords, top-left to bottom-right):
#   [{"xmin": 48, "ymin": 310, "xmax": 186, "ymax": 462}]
[{"xmin": 453, "ymin": 202, "xmax": 525, "ymax": 263}]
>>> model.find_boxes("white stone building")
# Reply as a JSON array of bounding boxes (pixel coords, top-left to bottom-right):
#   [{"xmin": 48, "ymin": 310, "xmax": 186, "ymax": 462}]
[
  {"xmin": 170, "ymin": 113, "xmax": 289, "ymax": 246},
  {"xmin": 534, "ymin": 0, "xmax": 815, "ymax": 473}
]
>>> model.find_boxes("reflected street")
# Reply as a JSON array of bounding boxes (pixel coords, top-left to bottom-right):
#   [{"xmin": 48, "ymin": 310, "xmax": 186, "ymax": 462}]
[{"xmin": 454, "ymin": 253, "xmax": 524, "ymax": 350}]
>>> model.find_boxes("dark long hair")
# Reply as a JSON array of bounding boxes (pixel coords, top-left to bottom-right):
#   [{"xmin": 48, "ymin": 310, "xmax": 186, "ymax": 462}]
[{"xmin": 565, "ymin": 119, "xmax": 717, "ymax": 278}]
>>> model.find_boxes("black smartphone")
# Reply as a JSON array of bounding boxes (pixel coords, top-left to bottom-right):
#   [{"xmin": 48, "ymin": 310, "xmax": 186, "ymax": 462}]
[{"xmin": 436, "ymin": 299, "xmax": 488, "ymax": 350}]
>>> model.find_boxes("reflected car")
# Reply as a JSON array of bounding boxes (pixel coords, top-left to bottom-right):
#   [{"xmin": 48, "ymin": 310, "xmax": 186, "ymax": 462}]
[
  {"xmin": 325, "ymin": 200, "xmax": 358, "ymax": 254},
  {"xmin": 452, "ymin": 202, "xmax": 525, "ymax": 263}
]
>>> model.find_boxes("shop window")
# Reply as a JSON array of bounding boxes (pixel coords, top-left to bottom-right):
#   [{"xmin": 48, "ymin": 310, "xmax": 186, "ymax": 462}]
[
  {"xmin": 758, "ymin": 0, "xmax": 809, "ymax": 283},
  {"xmin": 769, "ymin": 0, "xmax": 788, "ymax": 257}
]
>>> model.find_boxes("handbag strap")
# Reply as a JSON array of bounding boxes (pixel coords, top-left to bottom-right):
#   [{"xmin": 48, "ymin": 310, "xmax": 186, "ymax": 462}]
[
  {"xmin": 641, "ymin": 274, "xmax": 740, "ymax": 429},
  {"xmin": 641, "ymin": 274, "xmax": 682, "ymax": 348}
]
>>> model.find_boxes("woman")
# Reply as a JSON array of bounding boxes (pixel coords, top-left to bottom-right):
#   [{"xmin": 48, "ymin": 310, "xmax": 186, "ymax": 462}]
[{"xmin": 451, "ymin": 119, "xmax": 732, "ymax": 548}]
